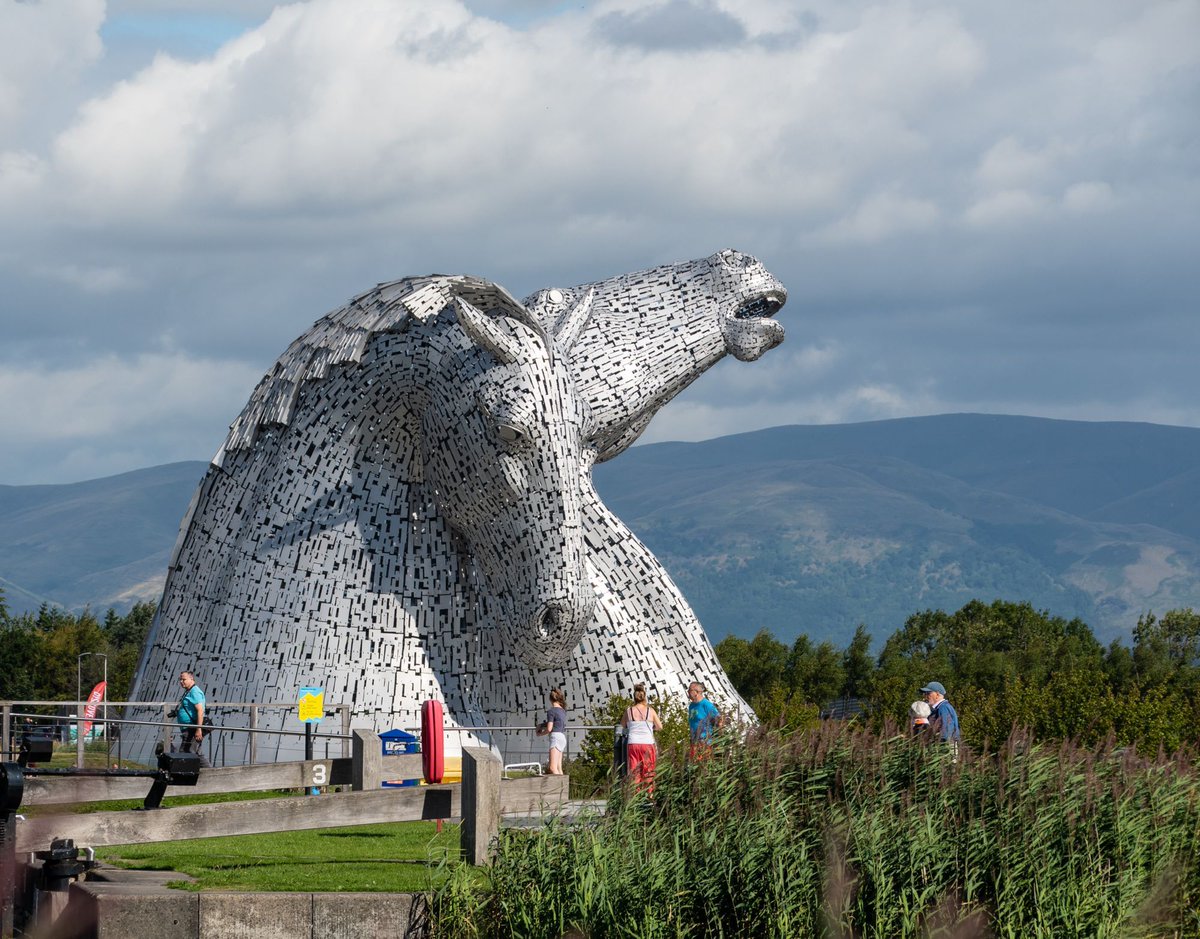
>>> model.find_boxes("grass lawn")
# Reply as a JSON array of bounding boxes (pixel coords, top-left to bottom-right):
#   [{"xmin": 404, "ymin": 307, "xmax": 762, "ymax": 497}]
[
  {"xmin": 29, "ymin": 742, "xmax": 137, "ymax": 770},
  {"xmin": 96, "ymin": 821, "xmax": 471, "ymax": 893}
]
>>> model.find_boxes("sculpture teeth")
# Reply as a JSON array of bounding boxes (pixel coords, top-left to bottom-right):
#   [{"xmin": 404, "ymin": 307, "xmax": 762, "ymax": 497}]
[{"xmin": 735, "ymin": 293, "xmax": 784, "ymax": 319}]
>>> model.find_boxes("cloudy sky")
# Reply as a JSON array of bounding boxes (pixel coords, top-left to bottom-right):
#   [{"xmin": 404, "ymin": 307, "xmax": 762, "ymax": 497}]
[{"xmin": 1, "ymin": 0, "xmax": 1196, "ymax": 485}]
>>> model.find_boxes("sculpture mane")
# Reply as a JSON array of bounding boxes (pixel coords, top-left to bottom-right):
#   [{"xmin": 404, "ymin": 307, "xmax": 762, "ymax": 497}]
[{"xmin": 129, "ymin": 251, "xmax": 787, "ymax": 762}]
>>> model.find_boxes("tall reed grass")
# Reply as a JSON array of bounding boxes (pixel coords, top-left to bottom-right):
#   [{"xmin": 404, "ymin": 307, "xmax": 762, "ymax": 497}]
[{"xmin": 432, "ymin": 724, "xmax": 1200, "ymax": 938}]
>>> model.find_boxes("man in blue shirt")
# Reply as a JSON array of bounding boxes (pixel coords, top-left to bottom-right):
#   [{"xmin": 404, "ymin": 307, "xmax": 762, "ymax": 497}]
[
  {"xmin": 920, "ymin": 681, "xmax": 960, "ymax": 758},
  {"xmin": 687, "ymin": 681, "xmax": 723, "ymax": 759},
  {"xmin": 176, "ymin": 671, "xmax": 210, "ymax": 766}
]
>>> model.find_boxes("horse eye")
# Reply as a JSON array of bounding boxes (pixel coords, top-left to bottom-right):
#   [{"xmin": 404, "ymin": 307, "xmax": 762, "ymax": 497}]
[{"xmin": 496, "ymin": 423, "xmax": 527, "ymax": 445}]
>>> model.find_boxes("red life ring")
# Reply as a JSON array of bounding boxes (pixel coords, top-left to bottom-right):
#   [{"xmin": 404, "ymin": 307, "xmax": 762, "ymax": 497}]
[{"xmin": 421, "ymin": 699, "xmax": 444, "ymax": 784}]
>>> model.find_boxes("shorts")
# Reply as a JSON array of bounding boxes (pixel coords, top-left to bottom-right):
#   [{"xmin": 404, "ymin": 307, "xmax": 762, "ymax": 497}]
[{"xmin": 548, "ymin": 731, "xmax": 567, "ymax": 753}]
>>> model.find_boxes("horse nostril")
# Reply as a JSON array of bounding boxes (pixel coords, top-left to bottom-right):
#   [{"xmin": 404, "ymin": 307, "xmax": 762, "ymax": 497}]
[{"xmin": 536, "ymin": 605, "xmax": 566, "ymax": 640}]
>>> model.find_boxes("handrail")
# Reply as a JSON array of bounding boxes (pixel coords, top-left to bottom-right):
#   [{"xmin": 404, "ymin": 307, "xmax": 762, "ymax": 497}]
[
  {"xmin": 6, "ymin": 711, "xmax": 614, "ymax": 736},
  {"xmin": 0, "ymin": 699, "xmax": 342, "ymax": 708},
  {"xmin": 1, "ymin": 697, "xmax": 616, "ymax": 772},
  {"xmin": 6, "ymin": 711, "xmax": 352, "ymax": 740}
]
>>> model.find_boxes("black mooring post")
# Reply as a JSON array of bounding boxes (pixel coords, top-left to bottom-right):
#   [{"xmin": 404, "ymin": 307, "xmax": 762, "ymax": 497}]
[
  {"xmin": 143, "ymin": 777, "xmax": 169, "ymax": 810},
  {"xmin": 141, "ymin": 752, "xmax": 202, "ymax": 809}
]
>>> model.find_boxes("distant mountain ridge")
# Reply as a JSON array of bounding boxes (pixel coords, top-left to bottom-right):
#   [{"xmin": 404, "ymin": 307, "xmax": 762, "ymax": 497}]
[
  {"xmin": 2, "ymin": 415, "xmax": 1197, "ymax": 644},
  {"xmin": 590, "ymin": 414, "xmax": 1200, "ymax": 642},
  {"xmin": 0, "ymin": 461, "xmax": 206, "ymax": 614}
]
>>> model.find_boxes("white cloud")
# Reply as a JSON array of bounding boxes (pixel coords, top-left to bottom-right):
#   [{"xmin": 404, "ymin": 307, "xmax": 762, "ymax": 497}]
[
  {"xmin": 23, "ymin": 0, "xmax": 990, "ymax": 232},
  {"xmin": 0, "ymin": 0, "xmax": 104, "ymax": 145},
  {"xmin": 1090, "ymin": 1, "xmax": 1200, "ymax": 96},
  {"xmin": 1062, "ymin": 181, "xmax": 1115, "ymax": 214},
  {"xmin": 37, "ymin": 263, "xmax": 138, "ymax": 294},
  {"xmin": 643, "ymin": 374, "xmax": 1200, "ymax": 449},
  {"xmin": 0, "ymin": 0, "xmax": 1196, "ymax": 483},
  {"xmin": 963, "ymin": 188, "xmax": 1046, "ymax": 228},
  {"xmin": 687, "ymin": 343, "xmax": 843, "ymax": 400},
  {"xmin": 822, "ymin": 192, "xmax": 941, "ymax": 244},
  {"xmin": 975, "ymin": 136, "xmax": 1063, "ymax": 189},
  {"xmin": 0, "ymin": 353, "xmax": 261, "ymax": 482},
  {"xmin": 0, "ymin": 150, "xmax": 46, "ymax": 204},
  {"xmin": 642, "ymin": 379, "xmax": 943, "ymax": 443}
]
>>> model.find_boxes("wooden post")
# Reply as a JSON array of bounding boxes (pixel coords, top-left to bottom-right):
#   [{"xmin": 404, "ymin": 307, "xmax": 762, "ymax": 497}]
[
  {"xmin": 461, "ymin": 747, "xmax": 502, "ymax": 866},
  {"xmin": 248, "ymin": 705, "xmax": 258, "ymax": 765},
  {"xmin": 15, "ymin": 785, "xmax": 459, "ymax": 852},
  {"xmin": 351, "ymin": 729, "xmax": 382, "ymax": 791},
  {"xmin": 340, "ymin": 705, "xmax": 351, "ymax": 759}
]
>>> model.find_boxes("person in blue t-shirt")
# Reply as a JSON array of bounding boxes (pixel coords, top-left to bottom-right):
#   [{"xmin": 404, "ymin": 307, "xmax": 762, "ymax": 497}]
[
  {"xmin": 920, "ymin": 681, "xmax": 960, "ymax": 759},
  {"xmin": 176, "ymin": 671, "xmax": 210, "ymax": 766},
  {"xmin": 686, "ymin": 681, "xmax": 723, "ymax": 759}
]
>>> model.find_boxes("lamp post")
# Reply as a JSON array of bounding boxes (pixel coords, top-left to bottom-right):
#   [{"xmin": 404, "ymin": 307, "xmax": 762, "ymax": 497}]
[{"xmin": 76, "ymin": 652, "xmax": 108, "ymax": 768}]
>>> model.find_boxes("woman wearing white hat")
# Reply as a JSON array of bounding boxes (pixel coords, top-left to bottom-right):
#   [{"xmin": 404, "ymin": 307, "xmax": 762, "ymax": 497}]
[
  {"xmin": 920, "ymin": 681, "xmax": 960, "ymax": 758},
  {"xmin": 909, "ymin": 699, "xmax": 932, "ymax": 735}
]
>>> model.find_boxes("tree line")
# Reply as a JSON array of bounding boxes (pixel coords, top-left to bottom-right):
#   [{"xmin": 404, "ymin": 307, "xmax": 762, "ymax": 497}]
[
  {"xmin": 4, "ymin": 587, "xmax": 1198, "ymax": 754},
  {"xmin": 0, "ymin": 589, "xmax": 153, "ymax": 703},
  {"xmin": 715, "ymin": 598, "xmax": 1200, "ymax": 754}
]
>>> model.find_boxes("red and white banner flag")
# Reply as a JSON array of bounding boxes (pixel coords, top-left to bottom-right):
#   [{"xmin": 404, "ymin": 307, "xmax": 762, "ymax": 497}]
[{"xmin": 81, "ymin": 680, "xmax": 106, "ymax": 737}]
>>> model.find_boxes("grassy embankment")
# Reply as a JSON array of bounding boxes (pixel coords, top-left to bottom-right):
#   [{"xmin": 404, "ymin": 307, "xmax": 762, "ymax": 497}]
[{"xmin": 97, "ymin": 822, "xmax": 465, "ymax": 893}]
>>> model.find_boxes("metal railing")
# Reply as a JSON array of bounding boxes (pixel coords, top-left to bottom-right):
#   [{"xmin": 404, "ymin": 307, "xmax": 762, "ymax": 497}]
[
  {"xmin": 1, "ymin": 700, "xmax": 612, "ymax": 770},
  {"xmin": 1, "ymin": 700, "xmax": 354, "ymax": 768}
]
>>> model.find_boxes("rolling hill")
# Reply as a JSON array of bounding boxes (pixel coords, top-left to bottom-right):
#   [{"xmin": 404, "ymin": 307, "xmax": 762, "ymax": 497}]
[
  {"xmin": 2, "ymin": 414, "xmax": 1197, "ymax": 645},
  {"xmin": 591, "ymin": 415, "xmax": 1200, "ymax": 643}
]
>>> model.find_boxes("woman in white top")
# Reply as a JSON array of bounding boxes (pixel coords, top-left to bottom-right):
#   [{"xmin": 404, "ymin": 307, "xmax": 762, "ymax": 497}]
[{"xmin": 620, "ymin": 682, "xmax": 662, "ymax": 793}]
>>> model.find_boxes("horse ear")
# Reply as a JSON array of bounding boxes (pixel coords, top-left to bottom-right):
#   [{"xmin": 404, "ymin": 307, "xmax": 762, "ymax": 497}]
[
  {"xmin": 553, "ymin": 288, "xmax": 594, "ymax": 353},
  {"xmin": 454, "ymin": 297, "xmax": 522, "ymax": 365}
]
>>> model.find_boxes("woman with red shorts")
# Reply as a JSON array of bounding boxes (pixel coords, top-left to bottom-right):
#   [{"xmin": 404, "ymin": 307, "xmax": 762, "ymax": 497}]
[{"xmin": 621, "ymin": 683, "xmax": 662, "ymax": 793}]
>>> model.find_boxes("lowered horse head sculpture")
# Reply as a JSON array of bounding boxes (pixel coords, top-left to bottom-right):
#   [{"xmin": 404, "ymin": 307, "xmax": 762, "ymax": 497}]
[
  {"xmin": 424, "ymin": 292, "xmax": 598, "ymax": 667},
  {"xmin": 127, "ymin": 253, "xmax": 788, "ymax": 764}
]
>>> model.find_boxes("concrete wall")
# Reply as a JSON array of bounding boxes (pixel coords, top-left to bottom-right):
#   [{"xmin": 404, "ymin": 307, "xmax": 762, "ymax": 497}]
[{"xmin": 58, "ymin": 880, "xmax": 428, "ymax": 939}]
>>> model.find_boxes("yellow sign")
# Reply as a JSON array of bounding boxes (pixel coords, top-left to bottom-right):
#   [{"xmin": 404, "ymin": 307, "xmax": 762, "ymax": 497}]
[{"xmin": 298, "ymin": 687, "xmax": 325, "ymax": 724}]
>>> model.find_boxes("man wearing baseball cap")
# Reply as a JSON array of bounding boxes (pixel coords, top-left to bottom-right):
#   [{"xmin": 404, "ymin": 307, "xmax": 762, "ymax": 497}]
[{"xmin": 920, "ymin": 681, "xmax": 960, "ymax": 755}]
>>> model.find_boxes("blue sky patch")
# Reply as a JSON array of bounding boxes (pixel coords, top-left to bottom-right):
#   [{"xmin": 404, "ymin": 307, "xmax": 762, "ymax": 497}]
[{"xmin": 101, "ymin": 12, "xmax": 260, "ymax": 57}]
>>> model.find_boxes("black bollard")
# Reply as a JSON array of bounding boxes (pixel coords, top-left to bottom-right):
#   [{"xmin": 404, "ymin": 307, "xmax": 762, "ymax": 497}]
[
  {"xmin": 142, "ymin": 751, "xmax": 202, "ymax": 809},
  {"xmin": 26, "ymin": 838, "xmax": 96, "ymax": 936},
  {"xmin": 16, "ymin": 736, "xmax": 52, "ymax": 770},
  {"xmin": 33, "ymin": 839, "xmax": 93, "ymax": 893},
  {"xmin": 612, "ymin": 725, "xmax": 627, "ymax": 780}
]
